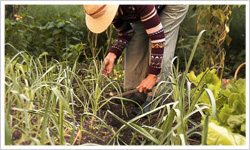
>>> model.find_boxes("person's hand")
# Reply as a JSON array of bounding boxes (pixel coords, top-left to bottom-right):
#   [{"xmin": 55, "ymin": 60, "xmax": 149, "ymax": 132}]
[
  {"xmin": 103, "ymin": 52, "xmax": 117, "ymax": 77},
  {"xmin": 138, "ymin": 74, "xmax": 157, "ymax": 94}
]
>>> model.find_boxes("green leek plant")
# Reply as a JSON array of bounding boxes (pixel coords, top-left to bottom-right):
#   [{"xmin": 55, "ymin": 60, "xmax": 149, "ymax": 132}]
[
  {"xmin": 168, "ymin": 30, "xmax": 216, "ymax": 145},
  {"xmin": 81, "ymin": 60, "xmax": 125, "ymax": 126},
  {"xmin": 86, "ymin": 26, "xmax": 115, "ymax": 61},
  {"xmin": 5, "ymin": 44, "xmax": 86, "ymax": 145},
  {"xmin": 106, "ymin": 30, "xmax": 217, "ymax": 145}
]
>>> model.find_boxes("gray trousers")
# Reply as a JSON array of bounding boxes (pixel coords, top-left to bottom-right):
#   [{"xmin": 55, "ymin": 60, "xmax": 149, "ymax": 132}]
[{"xmin": 124, "ymin": 5, "xmax": 189, "ymax": 94}]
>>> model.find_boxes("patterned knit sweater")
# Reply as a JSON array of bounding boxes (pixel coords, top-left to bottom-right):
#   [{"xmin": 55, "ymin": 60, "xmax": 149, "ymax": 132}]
[{"xmin": 109, "ymin": 5, "xmax": 165, "ymax": 75}]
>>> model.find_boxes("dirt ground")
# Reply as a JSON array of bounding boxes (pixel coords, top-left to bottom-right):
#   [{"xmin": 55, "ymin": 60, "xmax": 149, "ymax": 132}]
[
  {"xmin": 11, "ymin": 98, "xmax": 202, "ymax": 145},
  {"xmin": 71, "ymin": 98, "xmax": 202, "ymax": 145}
]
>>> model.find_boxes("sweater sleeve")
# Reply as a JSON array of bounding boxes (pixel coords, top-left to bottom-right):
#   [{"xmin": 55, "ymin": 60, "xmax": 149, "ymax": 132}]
[
  {"xmin": 109, "ymin": 17, "xmax": 134, "ymax": 59},
  {"xmin": 136, "ymin": 5, "xmax": 165, "ymax": 75}
]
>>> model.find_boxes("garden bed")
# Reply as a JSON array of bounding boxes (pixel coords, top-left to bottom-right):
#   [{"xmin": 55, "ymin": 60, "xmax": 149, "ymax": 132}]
[
  {"xmin": 4, "ymin": 22, "xmax": 246, "ymax": 146},
  {"xmin": 64, "ymin": 97, "xmax": 202, "ymax": 145}
]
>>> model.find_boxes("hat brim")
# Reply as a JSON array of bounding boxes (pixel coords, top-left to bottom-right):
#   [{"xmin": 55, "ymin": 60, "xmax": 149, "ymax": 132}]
[{"xmin": 85, "ymin": 5, "xmax": 119, "ymax": 34}]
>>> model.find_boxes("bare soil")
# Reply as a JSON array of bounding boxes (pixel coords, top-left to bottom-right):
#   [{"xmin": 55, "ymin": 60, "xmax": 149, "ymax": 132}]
[
  {"xmin": 69, "ymin": 97, "xmax": 202, "ymax": 145},
  {"xmin": 11, "ymin": 98, "xmax": 202, "ymax": 145}
]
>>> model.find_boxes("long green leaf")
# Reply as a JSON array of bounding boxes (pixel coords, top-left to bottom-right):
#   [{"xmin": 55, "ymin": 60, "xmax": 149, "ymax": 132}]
[
  {"xmin": 41, "ymin": 88, "xmax": 53, "ymax": 145},
  {"xmin": 51, "ymin": 87, "xmax": 73, "ymax": 116},
  {"xmin": 5, "ymin": 119, "xmax": 12, "ymax": 145},
  {"xmin": 183, "ymin": 30, "xmax": 206, "ymax": 80},
  {"xmin": 131, "ymin": 123, "xmax": 159, "ymax": 144},
  {"xmin": 107, "ymin": 102, "xmax": 178, "ymax": 145},
  {"xmin": 46, "ymin": 127, "xmax": 55, "ymax": 145},
  {"xmin": 205, "ymin": 88, "xmax": 217, "ymax": 120},
  {"xmin": 82, "ymin": 129, "xmax": 106, "ymax": 144},
  {"xmin": 81, "ymin": 112, "xmax": 115, "ymax": 134},
  {"xmin": 201, "ymin": 113, "xmax": 210, "ymax": 145},
  {"xmin": 141, "ymin": 125, "xmax": 163, "ymax": 133},
  {"xmin": 159, "ymin": 109, "xmax": 176, "ymax": 145},
  {"xmin": 107, "ymin": 110, "xmax": 160, "ymax": 144},
  {"xmin": 179, "ymin": 134, "xmax": 186, "ymax": 146}
]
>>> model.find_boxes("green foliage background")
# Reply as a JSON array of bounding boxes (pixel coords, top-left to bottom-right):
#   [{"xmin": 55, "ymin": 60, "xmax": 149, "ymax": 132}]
[
  {"xmin": 175, "ymin": 5, "xmax": 245, "ymax": 78},
  {"xmin": 5, "ymin": 5, "xmax": 246, "ymax": 77},
  {"xmin": 5, "ymin": 5, "xmax": 117, "ymax": 64}
]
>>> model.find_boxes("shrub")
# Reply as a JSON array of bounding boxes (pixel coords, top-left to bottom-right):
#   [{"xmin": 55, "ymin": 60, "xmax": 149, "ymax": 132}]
[{"xmin": 5, "ymin": 5, "xmax": 117, "ymax": 63}]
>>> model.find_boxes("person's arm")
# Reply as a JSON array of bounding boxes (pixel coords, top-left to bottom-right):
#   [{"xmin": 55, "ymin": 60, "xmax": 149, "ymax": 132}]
[
  {"xmin": 104, "ymin": 16, "xmax": 134, "ymax": 76},
  {"xmin": 108, "ymin": 17, "xmax": 134, "ymax": 59},
  {"xmin": 136, "ymin": 5, "xmax": 165, "ymax": 93},
  {"xmin": 136, "ymin": 5, "xmax": 165, "ymax": 75}
]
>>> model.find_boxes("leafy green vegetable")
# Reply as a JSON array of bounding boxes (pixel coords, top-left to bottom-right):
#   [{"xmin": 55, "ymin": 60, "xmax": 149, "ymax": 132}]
[
  {"xmin": 188, "ymin": 69, "xmax": 246, "ymax": 135},
  {"xmin": 187, "ymin": 69, "xmax": 221, "ymax": 105},
  {"xmin": 218, "ymin": 104, "xmax": 232, "ymax": 125},
  {"xmin": 216, "ymin": 89, "xmax": 231, "ymax": 109},
  {"xmin": 240, "ymin": 124, "xmax": 246, "ymax": 133},
  {"xmin": 233, "ymin": 133, "xmax": 246, "ymax": 145},
  {"xmin": 216, "ymin": 78, "xmax": 246, "ymax": 133},
  {"xmin": 206, "ymin": 121, "xmax": 245, "ymax": 145},
  {"xmin": 227, "ymin": 114, "xmax": 245, "ymax": 128}
]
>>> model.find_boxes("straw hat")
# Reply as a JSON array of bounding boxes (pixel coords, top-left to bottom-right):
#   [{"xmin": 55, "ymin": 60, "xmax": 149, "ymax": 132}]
[{"xmin": 84, "ymin": 5, "xmax": 119, "ymax": 34}]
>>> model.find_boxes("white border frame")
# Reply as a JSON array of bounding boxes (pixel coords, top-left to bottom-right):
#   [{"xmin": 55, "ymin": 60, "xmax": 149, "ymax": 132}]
[{"xmin": 1, "ymin": 1, "xmax": 249, "ymax": 150}]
